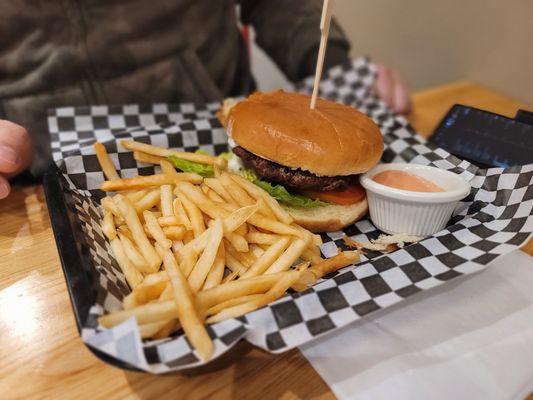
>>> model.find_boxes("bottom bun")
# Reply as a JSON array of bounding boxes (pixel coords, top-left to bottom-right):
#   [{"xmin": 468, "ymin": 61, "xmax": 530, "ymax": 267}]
[{"xmin": 284, "ymin": 199, "xmax": 368, "ymax": 233}]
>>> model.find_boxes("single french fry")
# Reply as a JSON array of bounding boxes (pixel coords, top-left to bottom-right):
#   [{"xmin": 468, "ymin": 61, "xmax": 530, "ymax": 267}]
[
  {"xmin": 234, "ymin": 222, "xmax": 248, "ymax": 236},
  {"xmin": 205, "ymin": 294, "xmax": 263, "ymax": 317},
  {"xmin": 290, "ymin": 223, "xmax": 316, "ymax": 246},
  {"xmin": 247, "ymin": 213, "xmax": 303, "ymax": 238},
  {"xmin": 159, "ymin": 159, "xmax": 179, "ymax": 176},
  {"xmin": 179, "ymin": 192, "xmax": 205, "ymax": 237},
  {"xmin": 264, "ymin": 239, "xmax": 307, "ymax": 274},
  {"xmin": 219, "ymin": 173, "xmax": 256, "ymax": 208},
  {"xmin": 162, "ymin": 226, "xmax": 186, "ymax": 240},
  {"xmin": 240, "ymin": 236, "xmax": 291, "ymax": 278},
  {"xmin": 114, "ymin": 194, "xmax": 161, "ymax": 272},
  {"xmin": 203, "ymin": 177, "xmax": 236, "ymax": 205},
  {"xmin": 173, "ymin": 198, "xmax": 192, "ymax": 230},
  {"xmin": 196, "ymin": 272, "xmax": 288, "ymax": 310},
  {"xmin": 134, "ymin": 151, "xmax": 165, "ymax": 165},
  {"xmin": 213, "ymin": 162, "xmax": 223, "ymax": 177},
  {"xmin": 101, "ymin": 173, "xmax": 202, "ymax": 191},
  {"xmin": 118, "ymin": 232, "xmax": 151, "ymax": 273},
  {"xmin": 143, "ymin": 210, "xmax": 172, "ymax": 249},
  {"xmin": 203, "ymin": 242, "xmax": 225, "ymax": 290},
  {"xmin": 204, "ymin": 186, "xmax": 225, "ymax": 203},
  {"xmin": 176, "ymin": 182, "xmax": 227, "ymax": 220},
  {"xmin": 183, "ymin": 230, "xmax": 194, "ymax": 244},
  {"xmin": 116, "ymin": 225, "xmax": 132, "ymax": 240},
  {"xmin": 206, "ymin": 269, "xmax": 305, "ymax": 324},
  {"xmin": 100, "ymin": 300, "xmax": 178, "ymax": 327},
  {"xmin": 292, "ymin": 251, "xmax": 360, "ymax": 291},
  {"xmin": 160, "ymin": 184, "xmax": 174, "ymax": 217},
  {"xmin": 172, "ymin": 240, "xmax": 184, "ymax": 252},
  {"xmin": 157, "ymin": 216, "xmax": 181, "ymax": 226},
  {"xmin": 188, "ymin": 219, "xmax": 224, "ymax": 292},
  {"xmin": 139, "ymin": 320, "xmax": 174, "ymax": 339},
  {"xmin": 225, "ymin": 231, "xmax": 248, "ymax": 253},
  {"xmin": 224, "ymin": 251, "xmax": 248, "ymax": 278},
  {"xmin": 156, "ymin": 244, "xmax": 213, "ymax": 361},
  {"xmin": 94, "ymin": 142, "xmax": 120, "ymax": 181},
  {"xmin": 109, "ymin": 237, "xmax": 144, "ymax": 288},
  {"xmin": 182, "ymin": 247, "xmax": 198, "ymax": 277},
  {"xmin": 121, "ymin": 139, "xmax": 219, "ymax": 165},
  {"xmin": 133, "ymin": 272, "xmax": 169, "ymax": 304},
  {"xmin": 249, "ymin": 244, "xmax": 265, "ymax": 259},
  {"xmin": 152, "ymin": 319, "xmax": 179, "ymax": 340},
  {"xmin": 134, "ymin": 190, "xmax": 161, "ymax": 214},
  {"xmin": 102, "ymin": 210, "xmax": 116, "ymax": 240},
  {"xmin": 229, "ymin": 173, "xmax": 293, "ymax": 224},
  {"xmin": 245, "ymin": 232, "xmax": 281, "ymax": 245},
  {"xmin": 158, "ymin": 283, "xmax": 173, "ymax": 301},
  {"xmin": 124, "ymin": 189, "xmax": 147, "ymax": 204},
  {"xmin": 123, "ymin": 292, "xmax": 139, "ymax": 310},
  {"xmin": 101, "ymin": 197, "xmax": 122, "ymax": 219}
]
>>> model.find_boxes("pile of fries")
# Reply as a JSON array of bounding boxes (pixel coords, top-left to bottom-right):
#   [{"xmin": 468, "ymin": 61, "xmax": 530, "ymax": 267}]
[{"xmin": 95, "ymin": 140, "xmax": 359, "ymax": 360}]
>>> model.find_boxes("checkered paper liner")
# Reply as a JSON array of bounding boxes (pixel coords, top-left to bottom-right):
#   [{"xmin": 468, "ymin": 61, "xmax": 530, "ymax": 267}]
[{"xmin": 48, "ymin": 57, "xmax": 533, "ymax": 373}]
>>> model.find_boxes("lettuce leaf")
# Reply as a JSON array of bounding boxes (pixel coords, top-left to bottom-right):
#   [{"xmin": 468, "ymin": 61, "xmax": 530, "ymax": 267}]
[
  {"xmin": 167, "ymin": 155, "xmax": 214, "ymax": 177},
  {"xmin": 218, "ymin": 151, "xmax": 233, "ymax": 161},
  {"xmin": 242, "ymin": 168, "xmax": 328, "ymax": 208}
]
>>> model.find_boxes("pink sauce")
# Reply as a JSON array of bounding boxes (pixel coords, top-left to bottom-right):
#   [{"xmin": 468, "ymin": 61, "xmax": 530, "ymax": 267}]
[{"xmin": 373, "ymin": 170, "xmax": 445, "ymax": 192}]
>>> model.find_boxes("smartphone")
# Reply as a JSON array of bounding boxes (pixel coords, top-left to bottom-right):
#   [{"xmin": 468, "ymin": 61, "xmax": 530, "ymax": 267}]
[{"xmin": 430, "ymin": 104, "xmax": 533, "ymax": 168}]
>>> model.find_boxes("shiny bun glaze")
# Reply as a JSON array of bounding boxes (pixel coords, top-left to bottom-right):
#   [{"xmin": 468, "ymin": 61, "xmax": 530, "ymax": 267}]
[{"xmin": 227, "ymin": 90, "xmax": 383, "ymax": 177}]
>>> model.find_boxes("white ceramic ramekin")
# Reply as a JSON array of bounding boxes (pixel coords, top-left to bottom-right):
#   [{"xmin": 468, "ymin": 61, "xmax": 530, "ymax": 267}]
[{"xmin": 360, "ymin": 163, "xmax": 471, "ymax": 236}]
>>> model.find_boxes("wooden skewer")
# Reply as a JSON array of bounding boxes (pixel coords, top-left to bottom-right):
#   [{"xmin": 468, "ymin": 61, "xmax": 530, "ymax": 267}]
[{"xmin": 310, "ymin": 0, "xmax": 334, "ymax": 109}]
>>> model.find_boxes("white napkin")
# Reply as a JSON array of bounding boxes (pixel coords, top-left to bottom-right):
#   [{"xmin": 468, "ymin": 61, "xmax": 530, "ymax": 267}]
[{"xmin": 300, "ymin": 250, "xmax": 533, "ymax": 400}]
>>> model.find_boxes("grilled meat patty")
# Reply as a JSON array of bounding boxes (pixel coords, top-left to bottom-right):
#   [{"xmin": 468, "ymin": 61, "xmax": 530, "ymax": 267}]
[{"xmin": 232, "ymin": 146, "xmax": 359, "ymax": 192}]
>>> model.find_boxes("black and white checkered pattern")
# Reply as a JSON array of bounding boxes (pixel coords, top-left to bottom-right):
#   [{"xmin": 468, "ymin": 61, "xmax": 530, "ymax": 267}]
[{"xmin": 48, "ymin": 57, "xmax": 533, "ymax": 372}]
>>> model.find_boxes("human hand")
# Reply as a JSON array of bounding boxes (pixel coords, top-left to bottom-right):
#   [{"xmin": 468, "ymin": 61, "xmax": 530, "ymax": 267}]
[
  {"xmin": 0, "ymin": 120, "xmax": 33, "ymax": 199},
  {"xmin": 373, "ymin": 63, "xmax": 412, "ymax": 115}
]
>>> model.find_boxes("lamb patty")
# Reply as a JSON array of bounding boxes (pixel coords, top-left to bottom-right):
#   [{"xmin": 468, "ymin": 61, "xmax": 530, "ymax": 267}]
[{"xmin": 232, "ymin": 146, "xmax": 359, "ymax": 192}]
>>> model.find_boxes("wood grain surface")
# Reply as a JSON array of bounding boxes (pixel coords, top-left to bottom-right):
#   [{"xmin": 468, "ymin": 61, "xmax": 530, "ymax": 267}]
[{"xmin": 0, "ymin": 82, "xmax": 531, "ymax": 400}]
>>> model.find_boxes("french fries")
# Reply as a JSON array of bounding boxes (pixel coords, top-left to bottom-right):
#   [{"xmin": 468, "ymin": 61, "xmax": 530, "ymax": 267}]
[
  {"xmin": 188, "ymin": 219, "xmax": 224, "ymax": 292},
  {"xmin": 114, "ymin": 194, "xmax": 161, "ymax": 272},
  {"xmin": 95, "ymin": 140, "xmax": 360, "ymax": 361},
  {"xmin": 102, "ymin": 173, "xmax": 202, "ymax": 191},
  {"xmin": 94, "ymin": 142, "xmax": 120, "ymax": 181}
]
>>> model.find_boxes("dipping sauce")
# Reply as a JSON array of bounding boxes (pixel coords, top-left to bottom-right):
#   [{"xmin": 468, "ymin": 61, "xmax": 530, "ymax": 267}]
[{"xmin": 373, "ymin": 170, "xmax": 444, "ymax": 192}]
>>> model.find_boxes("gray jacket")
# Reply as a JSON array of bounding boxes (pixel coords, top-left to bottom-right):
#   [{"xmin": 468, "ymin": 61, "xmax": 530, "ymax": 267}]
[{"xmin": 0, "ymin": 0, "xmax": 349, "ymax": 175}]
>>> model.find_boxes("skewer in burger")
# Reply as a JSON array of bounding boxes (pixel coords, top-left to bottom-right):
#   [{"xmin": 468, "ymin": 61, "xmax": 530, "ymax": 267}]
[{"xmin": 217, "ymin": 90, "xmax": 383, "ymax": 233}]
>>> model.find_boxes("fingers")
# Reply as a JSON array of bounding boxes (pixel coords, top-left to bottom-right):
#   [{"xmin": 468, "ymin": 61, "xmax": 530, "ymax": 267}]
[
  {"xmin": 391, "ymin": 70, "xmax": 412, "ymax": 115},
  {"xmin": 0, "ymin": 174, "xmax": 11, "ymax": 200},
  {"xmin": 0, "ymin": 120, "xmax": 33, "ymax": 176},
  {"xmin": 373, "ymin": 64, "xmax": 412, "ymax": 115},
  {"xmin": 374, "ymin": 64, "xmax": 394, "ymax": 107}
]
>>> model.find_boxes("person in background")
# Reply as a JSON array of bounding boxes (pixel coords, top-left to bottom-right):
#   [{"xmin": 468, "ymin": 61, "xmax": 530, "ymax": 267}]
[{"xmin": 0, "ymin": 0, "xmax": 410, "ymax": 199}]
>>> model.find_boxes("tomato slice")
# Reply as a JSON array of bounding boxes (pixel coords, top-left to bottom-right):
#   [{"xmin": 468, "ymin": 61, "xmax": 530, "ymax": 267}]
[{"xmin": 302, "ymin": 184, "xmax": 366, "ymax": 205}]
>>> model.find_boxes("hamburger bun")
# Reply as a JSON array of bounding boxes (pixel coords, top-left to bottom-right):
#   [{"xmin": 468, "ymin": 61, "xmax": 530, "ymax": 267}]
[
  {"xmin": 227, "ymin": 90, "xmax": 383, "ymax": 177},
  {"xmin": 283, "ymin": 199, "xmax": 369, "ymax": 233}
]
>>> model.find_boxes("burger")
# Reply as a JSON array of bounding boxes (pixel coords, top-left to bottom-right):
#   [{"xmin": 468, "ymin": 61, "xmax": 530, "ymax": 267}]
[{"xmin": 217, "ymin": 90, "xmax": 383, "ymax": 233}]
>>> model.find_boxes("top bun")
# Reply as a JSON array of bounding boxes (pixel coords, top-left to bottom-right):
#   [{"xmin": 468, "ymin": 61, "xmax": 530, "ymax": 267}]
[{"xmin": 227, "ymin": 90, "xmax": 383, "ymax": 177}]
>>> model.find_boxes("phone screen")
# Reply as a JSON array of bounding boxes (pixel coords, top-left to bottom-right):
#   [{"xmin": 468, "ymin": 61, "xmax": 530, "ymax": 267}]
[{"xmin": 430, "ymin": 105, "xmax": 533, "ymax": 167}]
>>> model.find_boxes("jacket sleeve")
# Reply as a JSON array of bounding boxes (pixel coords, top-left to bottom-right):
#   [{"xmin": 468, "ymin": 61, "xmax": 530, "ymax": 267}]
[{"xmin": 240, "ymin": 0, "xmax": 351, "ymax": 82}]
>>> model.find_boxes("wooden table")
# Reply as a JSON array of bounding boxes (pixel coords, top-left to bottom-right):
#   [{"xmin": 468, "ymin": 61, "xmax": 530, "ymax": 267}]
[{"xmin": 1, "ymin": 82, "xmax": 531, "ymax": 400}]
